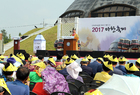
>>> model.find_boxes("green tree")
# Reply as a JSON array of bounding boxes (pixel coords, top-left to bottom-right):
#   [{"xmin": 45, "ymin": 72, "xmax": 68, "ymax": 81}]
[
  {"xmin": 1, "ymin": 29, "xmax": 12, "ymax": 44},
  {"xmin": 8, "ymin": 34, "xmax": 12, "ymax": 42},
  {"xmin": 1, "ymin": 29, "xmax": 7, "ymax": 38},
  {"xmin": 19, "ymin": 32, "xmax": 22, "ymax": 36}
]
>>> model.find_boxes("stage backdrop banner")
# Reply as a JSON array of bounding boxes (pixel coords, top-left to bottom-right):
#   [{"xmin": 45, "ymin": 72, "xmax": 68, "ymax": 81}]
[{"xmin": 78, "ymin": 16, "xmax": 140, "ymax": 51}]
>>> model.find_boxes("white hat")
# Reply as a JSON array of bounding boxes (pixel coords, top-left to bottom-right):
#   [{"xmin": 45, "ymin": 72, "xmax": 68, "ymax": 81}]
[{"xmin": 66, "ymin": 61, "xmax": 82, "ymax": 79}]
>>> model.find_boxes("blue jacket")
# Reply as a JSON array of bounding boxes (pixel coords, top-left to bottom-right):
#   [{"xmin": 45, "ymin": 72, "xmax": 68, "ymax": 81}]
[
  {"xmin": 116, "ymin": 65, "xmax": 127, "ymax": 75},
  {"xmin": 81, "ymin": 65, "xmax": 94, "ymax": 77},
  {"xmin": 88, "ymin": 61, "xmax": 103, "ymax": 74},
  {"xmin": 109, "ymin": 67, "xmax": 123, "ymax": 75},
  {"xmin": 59, "ymin": 68, "xmax": 69, "ymax": 76},
  {"xmin": 7, "ymin": 80, "xmax": 29, "ymax": 95},
  {"xmin": 7, "ymin": 83, "xmax": 28, "ymax": 95}
]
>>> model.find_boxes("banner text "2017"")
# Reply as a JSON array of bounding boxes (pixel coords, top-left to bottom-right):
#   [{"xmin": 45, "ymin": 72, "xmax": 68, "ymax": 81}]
[{"xmin": 92, "ymin": 27, "xmax": 104, "ymax": 32}]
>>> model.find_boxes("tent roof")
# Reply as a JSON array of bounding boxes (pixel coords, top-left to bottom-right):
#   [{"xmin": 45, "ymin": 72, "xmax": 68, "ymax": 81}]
[{"xmin": 34, "ymin": 34, "xmax": 46, "ymax": 41}]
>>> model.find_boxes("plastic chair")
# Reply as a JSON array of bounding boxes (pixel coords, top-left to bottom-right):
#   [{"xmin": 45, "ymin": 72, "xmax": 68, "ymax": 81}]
[
  {"xmin": 83, "ymin": 80, "xmax": 104, "ymax": 90},
  {"xmin": 67, "ymin": 79, "xmax": 87, "ymax": 95},
  {"xmin": 80, "ymin": 75, "xmax": 93, "ymax": 83},
  {"xmin": 30, "ymin": 91, "xmax": 37, "ymax": 95},
  {"xmin": 79, "ymin": 72, "xmax": 89, "ymax": 76},
  {"xmin": 30, "ymin": 82, "xmax": 36, "ymax": 91},
  {"xmin": 68, "ymin": 82, "xmax": 80, "ymax": 95},
  {"xmin": 90, "ymin": 80, "xmax": 104, "ymax": 87},
  {"xmin": 66, "ymin": 79, "xmax": 84, "ymax": 88},
  {"xmin": 51, "ymin": 92, "xmax": 72, "ymax": 95}
]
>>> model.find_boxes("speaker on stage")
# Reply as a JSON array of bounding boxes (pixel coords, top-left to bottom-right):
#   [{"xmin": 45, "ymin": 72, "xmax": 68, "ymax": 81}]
[
  {"xmin": 14, "ymin": 50, "xmax": 26, "ymax": 55},
  {"xmin": 92, "ymin": 51, "xmax": 105, "ymax": 58},
  {"xmin": 36, "ymin": 50, "xmax": 50, "ymax": 57},
  {"xmin": 66, "ymin": 50, "xmax": 80, "ymax": 58}
]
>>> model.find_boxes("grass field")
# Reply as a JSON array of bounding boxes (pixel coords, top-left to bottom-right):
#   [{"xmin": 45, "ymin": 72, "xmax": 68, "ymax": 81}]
[
  {"xmin": 4, "ymin": 26, "xmax": 57, "ymax": 55},
  {"xmin": 22, "ymin": 28, "xmax": 43, "ymax": 36}
]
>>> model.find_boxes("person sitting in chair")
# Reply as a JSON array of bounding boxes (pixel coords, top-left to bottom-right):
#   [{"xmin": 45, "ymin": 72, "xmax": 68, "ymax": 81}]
[
  {"xmin": 94, "ymin": 61, "xmax": 113, "ymax": 82},
  {"xmin": 66, "ymin": 61, "xmax": 83, "ymax": 83},
  {"xmin": 81, "ymin": 57, "xmax": 94, "ymax": 77},
  {"xmin": 125, "ymin": 63, "xmax": 139, "ymax": 77}
]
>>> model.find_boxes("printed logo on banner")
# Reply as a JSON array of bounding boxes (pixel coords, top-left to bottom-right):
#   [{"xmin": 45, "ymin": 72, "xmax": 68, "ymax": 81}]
[{"xmin": 92, "ymin": 24, "xmax": 126, "ymax": 33}]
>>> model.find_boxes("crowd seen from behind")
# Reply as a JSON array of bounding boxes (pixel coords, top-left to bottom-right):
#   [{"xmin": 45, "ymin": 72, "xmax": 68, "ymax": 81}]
[{"xmin": 0, "ymin": 52, "xmax": 139, "ymax": 95}]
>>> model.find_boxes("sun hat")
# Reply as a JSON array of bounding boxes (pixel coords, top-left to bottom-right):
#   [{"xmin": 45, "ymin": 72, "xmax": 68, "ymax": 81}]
[
  {"xmin": 81, "ymin": 57, "xmax": 89, "ymax": 62},
  {"xmin": 47, "ymin": 57, "xmax": 56, "ymax": 67},
  {"xmin": 97, "ymin": 57, "xmax": 104, "ymax": 63},
  {"xmin": 118, "ymin": 56, "xmax": 128, "ymax": 62},
  {"xmin": 28, "ymin": 56, "xmax": 38, "ymax": 62},
  {"xmin": 66, "ymin": 61, "xmax": 82, "ymax": 79},
  {"xmin": 9, "ymin": 54, "xmax": 23, "ymax": 65},
  {"xmin": 33, "ymin": 61, "xmax": 46, "ymax": 69},
  {"xmin": 0, "ymin": 55, "xmax": 6, "ymax": 59},
  {"xmin": 125, "ymin": 63, "xmax": 139, "ymax": 71},
  {"xmin": 0, "ymin": 78, "xmax": 11, "ymax": 95},
  {"xmin": 103, "ymin": 61, "xmax": 113, "ymax": 71},
  {"xmin": 103, "ymin": 54, "xmax": 110, "ymax": 58},
  {"xmin": 136, "ymin": 58, "xmax": 140, "ymax": 64},
  {"xmin": 109, "ymin": 55, "xmax": 118, "ymax": 63},
  {"xmin": 62, "ymin": 55, "xmax": 69, "ymax": 60},
  {"xmin": 71, "ymin": 54, "xmax": 79, "ymax": 60},
  {"xmin": 87, "ymin": 55, "xmax": 94, "ymax": 60},
  {"xmin": 84, "ymin": 89, "xmax": 103, "ymax": 95},
  {"xmin": 3, "ymin": 63, "xmax": 17, "ymax": 72},
  {"xmin": 16, "ymin": 53, "xmax": 25, "ymax": 60},
  {"xmin": 65, "ymin": 58, "xmax": 74, "ymax": 65}
]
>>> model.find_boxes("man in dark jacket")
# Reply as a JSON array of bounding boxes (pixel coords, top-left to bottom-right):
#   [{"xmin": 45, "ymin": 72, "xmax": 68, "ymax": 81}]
[
  {"xmin": 81, "ymin": 57, "xmax": 94, "ymax": 77},
  {"xmin": 88, "ymin": 57, "xmax": 103, "ymax": 74}
]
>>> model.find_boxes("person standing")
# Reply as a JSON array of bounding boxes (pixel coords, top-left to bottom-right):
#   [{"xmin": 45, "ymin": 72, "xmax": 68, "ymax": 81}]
[{"xmin": 70, "ymin": 28, "xmax": 79, "ymax": 50}]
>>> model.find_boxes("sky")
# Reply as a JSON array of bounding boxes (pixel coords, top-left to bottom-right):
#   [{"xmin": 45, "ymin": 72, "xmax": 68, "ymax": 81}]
[{"xmin": 0, "ymin": 0, "xmax": 74, "ymax": 37}]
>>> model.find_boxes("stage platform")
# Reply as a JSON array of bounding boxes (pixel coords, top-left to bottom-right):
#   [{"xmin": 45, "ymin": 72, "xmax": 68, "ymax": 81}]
[
  {"xmin": 14, "ymin": 50, "xmax": 140, "ymax": 59},
  {"xmin": 37, "ymin": 50, "xmax": 140, "ymax": 59}
]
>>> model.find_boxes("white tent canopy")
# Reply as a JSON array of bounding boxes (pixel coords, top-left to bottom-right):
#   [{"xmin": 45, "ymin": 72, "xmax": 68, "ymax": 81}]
[{"xmin": 33, "ymin": 34, "xmax": 46, "ymax": 53}]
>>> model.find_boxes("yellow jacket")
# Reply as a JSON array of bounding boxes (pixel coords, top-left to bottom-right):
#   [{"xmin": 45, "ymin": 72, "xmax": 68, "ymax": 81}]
[
  {"xmin": 94, "ymin": 71, "xmax": 111, "ymax": 82},
  {"xmin": 70, "ymin": 33, "xmax": 79, "ymax": 41}
]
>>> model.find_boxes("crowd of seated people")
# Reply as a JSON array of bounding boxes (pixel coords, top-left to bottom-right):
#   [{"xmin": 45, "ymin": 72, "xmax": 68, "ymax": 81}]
[{"xmin": 0, "ymin": 52, "xmax": 140, "ymax": 95}]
